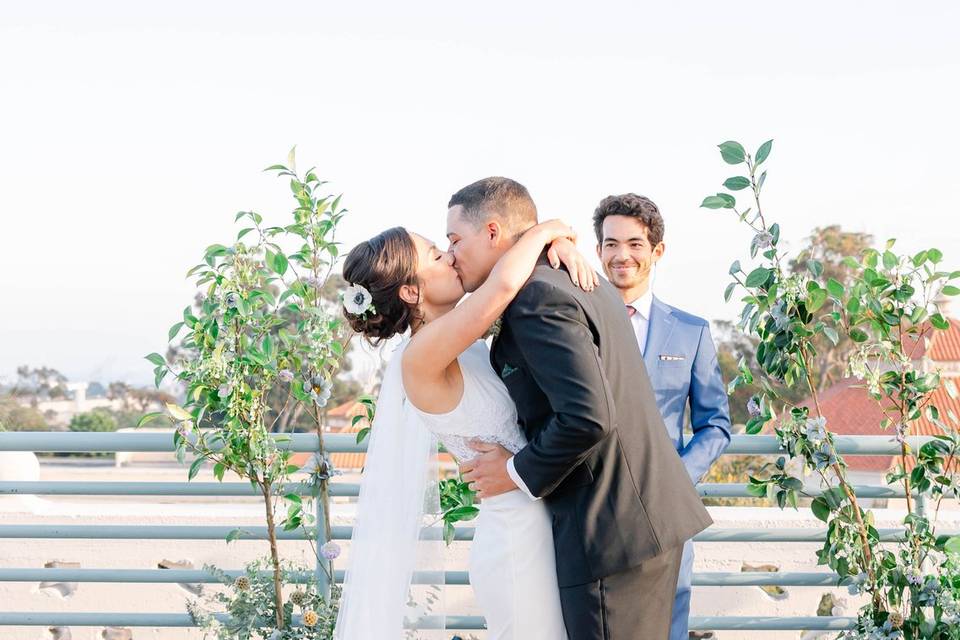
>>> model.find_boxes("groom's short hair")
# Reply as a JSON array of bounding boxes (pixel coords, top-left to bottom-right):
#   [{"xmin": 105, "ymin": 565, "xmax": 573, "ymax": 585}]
[{"xmin": 448, "ymin": 177, "xmax": 538, "ymax": 234}]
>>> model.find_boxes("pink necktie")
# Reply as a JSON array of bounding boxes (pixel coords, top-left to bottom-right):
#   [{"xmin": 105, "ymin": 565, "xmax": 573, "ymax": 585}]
[{"xmin": 626, "ymin": 305, "xmax": 637, "ymax": 318}]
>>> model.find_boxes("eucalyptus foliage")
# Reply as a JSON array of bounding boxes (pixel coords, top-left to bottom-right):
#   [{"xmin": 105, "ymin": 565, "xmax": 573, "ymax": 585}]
[{"xmin": 705, "ymin": 139, "xmax": 960, "ymax": 639}]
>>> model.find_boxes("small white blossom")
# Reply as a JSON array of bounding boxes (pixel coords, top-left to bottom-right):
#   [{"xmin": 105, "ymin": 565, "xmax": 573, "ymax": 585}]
[{"xmin": 804, "ymin": 416, "xmax": 828, "ymax": 446}]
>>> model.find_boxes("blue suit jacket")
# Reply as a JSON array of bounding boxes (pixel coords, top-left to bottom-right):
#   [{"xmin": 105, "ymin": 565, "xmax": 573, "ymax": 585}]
[{"xmin": 643, "ymin": 296, "xmax": 731, "ymax": 483}]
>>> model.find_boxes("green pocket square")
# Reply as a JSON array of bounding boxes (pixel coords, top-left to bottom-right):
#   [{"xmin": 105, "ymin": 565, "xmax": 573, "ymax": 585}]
[{"xmin": 501, "ymin": 363, "xmax": 518, "ymax": 378}]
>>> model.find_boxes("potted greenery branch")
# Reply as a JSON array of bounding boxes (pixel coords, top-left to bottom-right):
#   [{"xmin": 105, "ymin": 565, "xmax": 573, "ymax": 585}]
[
  {"xmin": 705, "ymin": 139, "xmax": 960, "ymax": 638},
  {"xmin": 141, "ymin": 150, "xmax": 350, "ymax": 637}
]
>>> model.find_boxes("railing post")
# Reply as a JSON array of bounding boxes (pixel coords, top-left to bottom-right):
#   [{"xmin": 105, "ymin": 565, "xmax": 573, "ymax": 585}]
[
  {"xmin": 315, "ymin": 488, "xmax": 330, "ymax": 598},
  {"xmin": 915, "ymin": 493, "xmax": 928, "ymax": 519}
]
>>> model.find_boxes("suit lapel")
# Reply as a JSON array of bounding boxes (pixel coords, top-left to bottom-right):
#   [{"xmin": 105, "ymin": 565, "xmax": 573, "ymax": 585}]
[{"xmin": 643, "ymin": 296, "xmax": 677, "ymax": 372}]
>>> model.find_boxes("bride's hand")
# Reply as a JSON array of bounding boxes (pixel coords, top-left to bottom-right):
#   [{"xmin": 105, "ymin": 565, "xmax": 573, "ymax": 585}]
[{"xmin": 547, "ymin": 237, "xmax": 599, "ymax": 292}]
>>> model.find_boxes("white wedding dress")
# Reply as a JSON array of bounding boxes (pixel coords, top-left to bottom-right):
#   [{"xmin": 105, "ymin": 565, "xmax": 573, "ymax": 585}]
[
  {"xmin": 334, "ymin": 337, "xmax": 567, "ymax": 640},
  {"xmin": 409, "ymin": 340, "xmax": 568, "ymax": 640}
]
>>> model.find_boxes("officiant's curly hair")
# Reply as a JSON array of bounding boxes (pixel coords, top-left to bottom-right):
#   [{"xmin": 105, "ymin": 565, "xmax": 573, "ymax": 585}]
[
  {"xmin": 592, "ymin": 193, "xmax": 664, "ymax": 246},
  {"xmin": 341, "ymin": 227, "xmax": 420, "ymax": 344}
]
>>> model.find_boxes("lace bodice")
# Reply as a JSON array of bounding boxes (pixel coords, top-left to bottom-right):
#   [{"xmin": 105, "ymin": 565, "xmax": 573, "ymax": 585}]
[{"xmin": 405, "ymin": 340, "xmax": 527, "ymax": 462}]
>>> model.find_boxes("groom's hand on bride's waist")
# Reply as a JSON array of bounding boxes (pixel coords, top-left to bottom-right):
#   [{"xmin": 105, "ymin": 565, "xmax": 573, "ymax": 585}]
[{"xmin": 459, "ymin": 440, "xmax": 517, "ymax": 499}]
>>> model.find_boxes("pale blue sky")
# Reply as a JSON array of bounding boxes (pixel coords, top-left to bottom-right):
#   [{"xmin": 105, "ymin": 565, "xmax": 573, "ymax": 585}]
[{"xmin": 1, "ymin": 1, "xmax": 958, "ymax": 386}]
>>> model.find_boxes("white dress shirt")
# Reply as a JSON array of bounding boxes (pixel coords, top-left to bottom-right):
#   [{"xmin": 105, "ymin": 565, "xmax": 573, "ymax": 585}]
[
  {"xmin": 505, "ymin": 288, "xmax": 655, "ymax": 500},
  {"xmin": 625, "ymin": 288, "xmax": 654, "ymax": 356}
]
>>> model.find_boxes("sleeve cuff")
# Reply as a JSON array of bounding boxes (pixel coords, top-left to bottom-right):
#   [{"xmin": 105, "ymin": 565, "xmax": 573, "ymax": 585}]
[{"xmin": 506, "ymin": 456, "xmax": 539, "ymax": 501}]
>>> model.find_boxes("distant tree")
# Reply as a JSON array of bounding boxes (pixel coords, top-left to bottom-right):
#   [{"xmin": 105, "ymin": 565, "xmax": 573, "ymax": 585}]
[
  {"xmin": 107, "ymin": 381, "xmax": 169, "ymax": 407},
  {"xmin": 11, "ymin": 366, "xmax": 68, "ymax": 406},
  {"xmin": 713, "ymin": 319, "xmax": 759, "ymax": 426},
  {"xmin": 788, "ymin": 225, "xmax": 874, "ymax": 391},
  {"xmin": 715, "ymin": 225, "xmax": 875, "ymax": 416},
  {"xmin": 86, "ymin": 381, "xmax": 107, "ymax": 398},
  {"xmin": 0, "ymin": 396, "xmax": 49, "ymax": 431},
  {"xmin": 68, "ymin": 409, "xmax": 118, "ymax": 433},
  {"xmin": 107, "ymin": 381, "xmax": 133, "ymax": 409}
]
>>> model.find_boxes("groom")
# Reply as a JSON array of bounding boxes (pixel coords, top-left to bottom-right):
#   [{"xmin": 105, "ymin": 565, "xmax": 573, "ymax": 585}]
[{"xmin": 451, "ymin": 177, "xmax": 713, "ymax": 640}]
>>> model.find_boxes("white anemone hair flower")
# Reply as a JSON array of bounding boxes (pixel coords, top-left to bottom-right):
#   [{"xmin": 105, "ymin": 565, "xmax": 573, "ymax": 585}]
[{"xmin": 343, "ymin": 283, "xmax": 375, "ymax": 316}]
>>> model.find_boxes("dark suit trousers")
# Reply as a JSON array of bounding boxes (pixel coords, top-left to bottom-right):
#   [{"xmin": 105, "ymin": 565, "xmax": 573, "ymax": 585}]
[{"xmin": 558, "ymin": 543, "xmax": 684, "ymax": 640}]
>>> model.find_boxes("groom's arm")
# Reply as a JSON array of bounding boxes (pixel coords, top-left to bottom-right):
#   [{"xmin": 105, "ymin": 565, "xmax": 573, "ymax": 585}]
[{"xmin": 506, "ymin": 280, "xmax": 613, "ymax": 499}]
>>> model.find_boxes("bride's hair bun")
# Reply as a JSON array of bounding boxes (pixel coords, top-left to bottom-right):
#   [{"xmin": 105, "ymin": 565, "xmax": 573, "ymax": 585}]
[{"xmin": 342, "ymin": 227, "xmax": 420, "ymax": 344}]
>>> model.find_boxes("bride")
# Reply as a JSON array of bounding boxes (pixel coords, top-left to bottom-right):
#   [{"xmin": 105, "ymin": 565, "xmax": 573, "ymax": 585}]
[{"xmin": 333, "ymin": 219, "xmax": 596, "ymax": 639}]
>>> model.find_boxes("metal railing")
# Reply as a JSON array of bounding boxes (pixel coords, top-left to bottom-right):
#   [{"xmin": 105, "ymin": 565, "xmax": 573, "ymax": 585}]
[{"xmin": 0, "ymin": 432, "xmax": 954, "ymax": 633}]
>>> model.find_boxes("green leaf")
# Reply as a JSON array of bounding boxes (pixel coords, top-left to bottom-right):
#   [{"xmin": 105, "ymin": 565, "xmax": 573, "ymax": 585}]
[
  {"xmin": 944, "ymin": 536, "xmax": 960, "ymax": 555},
  {"xmin": 723, "ymin": 176, "xmax": 751, "ymax": 191},
  {"xmin": 755, "ymin": 139, "xmax": 773, "ymax": 165},
  {"xmin": 444, "ymin": 506, "xmax": 480, "ymax": 522},
  {"xmin": 729, "ymin": 260, "xmax": 742, "ymax": 275},
  {"xmin": 882, "ymin": 251, "xmax": 897, "ymax": 270},
  {"xmin": 842, "ymin": 256, "xmax": 860, "ymax": 270},
  {"xmin": 782, "ymin": 477, "xmax": 803, "ymax": 491},
  {"xmin": 718, "ymin": 141, "xmax": 746, "ymax": 165},
  {"xmin": 188, "ymin": 457, "xmax": 205, "ymax": 481},
  {"xmin": 823, "ymin": 326, "xmax": 839, "ymax": 346},
  {"xmin": 716, "ymin": 193, "xmax": 736, "ymax": 208},
  {"xmin": 167, "ymin": 322, "xmax": 185, "ymax": 341},
  {"xmin": 746, "ymin": 482, "xmax": 768, "ymax": 498},
  {"xmin": 700, "ymin": 195, "xmax": 729, "ymax": 209},
  {"xmin": 807, "ymin": 260, "xmax": 823, "ymax": 278},
  {"xmin": 265, "ymin": 249, "xmax": 289, "ymax": 276},
  {"xmin": 225, "ymin": 528, "xmax": 248, "ymax": 544},
  {"xmin": 849, "ymin": 328, "xmax": 869, "ymax": 343},
  {"xmin": 137, "ymin": 412, "xmax": 165, "ymax": 428},
  {"xmin": 943, "ymin": 285, "xmax": 960, "ymax": 296},
  {"xmin": 811, "ymin": 498, "xmax": 830, "ymax": 523},
  {"xmin": 145, "ymin": 353, "xmax": 166, "ymax": 367},
  {"xmin": 745, "ymin": 267, "xmax": 772, "ymax": 288},
  {"xmin": 724, "ymin": 282, "xmax": 737, "ymax": 303},
  {"xmin": 745, "ymin": 415, "xmax": 767, "ymax": 434},
  {"xmin": 808, "ymin": 288, "xmax": 828, "ymax": 313},
  {"xmin": 931, "ymin": 313, "xmax": 950, "ymax": 330},
  {"xmin": 826, "ymin": 279, "xmax": 845, "ymax": 298},
  {"xmin": 166, "ymin": 403, "xmax": 193, "ymax": 422},
  {"xmin": 929, "ymin": 248, "xmax": 943, "ymax": 263}
]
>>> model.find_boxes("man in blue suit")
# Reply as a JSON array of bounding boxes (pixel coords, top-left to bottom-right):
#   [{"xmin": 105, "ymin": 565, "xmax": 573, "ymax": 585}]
[{"xmin": 593, "ymin": 193, "xmax": 731, "ymax": 640}]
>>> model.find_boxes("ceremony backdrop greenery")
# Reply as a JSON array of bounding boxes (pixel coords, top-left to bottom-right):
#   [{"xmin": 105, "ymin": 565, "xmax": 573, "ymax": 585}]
[
  {"xmin": 143, "ymin": 149, "xmax": 349, "ymax": 637},
  {"xmin": 705, "ymin": 139, "xmax": 960, "ymax": 639}
]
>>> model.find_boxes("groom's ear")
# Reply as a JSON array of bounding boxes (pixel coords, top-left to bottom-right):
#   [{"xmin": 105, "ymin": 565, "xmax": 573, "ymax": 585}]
[{"xmin": 485, "ymin": 220, "xmax": 505, "ymax": 246}]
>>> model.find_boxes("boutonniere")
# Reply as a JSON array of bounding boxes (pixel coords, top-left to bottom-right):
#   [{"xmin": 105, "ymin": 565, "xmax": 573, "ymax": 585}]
[{"xmin": 486, "ymin": 315, "xmax": 503, "ymax": 340}]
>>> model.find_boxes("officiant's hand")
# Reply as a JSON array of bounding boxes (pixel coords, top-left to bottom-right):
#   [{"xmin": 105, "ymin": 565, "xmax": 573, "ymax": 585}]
[{"xmin": 460, "ymin": 440, "xmax": 516, "ymax": 499}]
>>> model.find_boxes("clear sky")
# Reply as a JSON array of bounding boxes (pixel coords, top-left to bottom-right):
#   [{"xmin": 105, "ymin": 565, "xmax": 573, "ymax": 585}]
[{"xmin": 1, "ymin": 1, "xmax": 958, "ymax": 387}]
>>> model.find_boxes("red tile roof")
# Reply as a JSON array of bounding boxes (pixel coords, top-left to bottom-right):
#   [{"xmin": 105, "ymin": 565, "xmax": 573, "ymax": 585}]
[
  {"xmin": 804, "ymin": 377, "xmax": 960, "ymax": 474},
  {"xmin": 808, "ymin": 378, "xmax": 896, "ymax": 473},
  {"xmin": 929, "ymin": 318, "xmax": 960, "ymax": 361}
]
